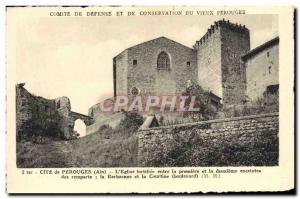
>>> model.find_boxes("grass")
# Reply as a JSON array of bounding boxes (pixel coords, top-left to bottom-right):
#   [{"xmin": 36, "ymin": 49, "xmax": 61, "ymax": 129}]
[{"xmin": 17, "ymin": 127, "xmax": 139, "ymax": 168}]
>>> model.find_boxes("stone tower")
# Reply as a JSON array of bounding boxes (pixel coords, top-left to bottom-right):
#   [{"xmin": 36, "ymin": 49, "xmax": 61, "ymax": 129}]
[{"xmin": 194, "ymin": 19, "xmax": 250, "ymax": 107}]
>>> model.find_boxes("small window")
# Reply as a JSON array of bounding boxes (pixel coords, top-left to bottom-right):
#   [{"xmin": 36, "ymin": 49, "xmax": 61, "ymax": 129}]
[
  {"xmin": 268, "ymin": 66, "xmax": 272, "ymax": 74},
  {"xmin": 186, "ymin": 61, "xmax": 190, "ymax": 67},
  {"xmin": 133, "ymin": 60, "xmax": 137, "ymax": 66},
  {"xmin": 45, "ymin": 105, "xmax": 51, "ymax": 114},
  {"xmin": 57, "ymin": 101, "xmax": 60, "ymax": 109},
  {"xmin": 267, "ymin": 52, "xmax": 270, "ymax": 57},
  {"xmin": 267, "ymin": 84, "xmax": 279, "ymax": 94}
]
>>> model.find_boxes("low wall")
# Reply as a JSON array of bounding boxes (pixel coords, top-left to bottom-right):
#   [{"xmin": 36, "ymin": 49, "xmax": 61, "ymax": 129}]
[{"xmin": 137, "ymin": 113, "xmax": 279, "ymax": 167}]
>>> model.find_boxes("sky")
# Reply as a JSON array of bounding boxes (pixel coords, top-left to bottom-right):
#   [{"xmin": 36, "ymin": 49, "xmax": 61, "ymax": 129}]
[{"xmin": 16, "ymin": 14, "xmax": 278, "ymax": 114}]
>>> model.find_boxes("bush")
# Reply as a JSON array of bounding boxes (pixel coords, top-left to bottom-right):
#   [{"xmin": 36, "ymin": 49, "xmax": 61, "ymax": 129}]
[
  {"xmin": 19, "ymin": 107, "xmax": 63, "ymax": 143},
  {"xmin": 99, "ymin": 124, "xmax": 112, "ymax": 131},
  {"xmin": 182, "ymin": 83, "xmax": 219, "ymax": 121},
  {"xmin": 223, "ymin": 92, "xmax": 279, "ymax": 117},
  {"xmin": 117, "ymin": 111, "xmax": 144, "ymax": 132}
]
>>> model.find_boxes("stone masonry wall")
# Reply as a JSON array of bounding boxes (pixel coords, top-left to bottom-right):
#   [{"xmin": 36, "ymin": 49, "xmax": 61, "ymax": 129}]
[
  {"xmin": 114, "ymin": 37, "xmax": 198, "ymax": 96},
  {"xmin": 16, "ymin": 84, "xmax": 55, "ymax": 139},
  {"xmin": 16, "ymin": 84, "xmax": 33, "ymax": 138},
  {"xmin": 16, "ymin": 84, "xmax": 82, "ymax": 140},
  {"xmin": 127, "ymin": 37, "xmax": 198, "ymax": 96},
  {"xmin": 221, "ymin": 25, "xmax": 250, "ymax": 107},
  {"xmin": 195, "ymin": 26, "xmax": 222, "ymax": 98},
  {"xmin": 194, "ymin": 20, "xmax": 250, "ymax": 106},
  {"xmin": 137, "ymin": 113, "xmax": 278, "ymax": 167},
  {"xmin": 114, "ymin": 50, "xmax": 128, "ymax": 96},
  {"xmin": 55, "ymin": 97, "xmax": 74, "ymax": 139}
]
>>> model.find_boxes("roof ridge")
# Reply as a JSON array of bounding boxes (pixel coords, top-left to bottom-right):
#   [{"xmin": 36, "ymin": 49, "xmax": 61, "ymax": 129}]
[
  {"xmin": 115, "ymin": 36, "xmax": 194, "ymax": 57},
  {"xmin": 242, "ymin": 36, "xmax": 279, "ymax": 61}
]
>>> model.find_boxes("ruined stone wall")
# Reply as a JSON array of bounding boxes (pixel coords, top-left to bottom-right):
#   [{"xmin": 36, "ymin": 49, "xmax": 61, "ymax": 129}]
[
  {"xmin": 137, "ymin": 113, "xmax": 278, "ymax": 167},
  {"xmin": 16, "ymin": 84, "xmax": 79, "ymax": 140},
  {"xmin": 114, "ymin": 37, "xmax": 197, "ymax": 96},
  {"xmin": 16, "ymin": 84, "xmax": 33, "ymax": 138},
  {"xmin": 55, "ymin": 97, "xmax": 73, "ymax": 139},
  {"xmin": 16, "ymin": 84, "xmax": 56, "ymax": 139},
  {"xmin": 245, "ymin": 44, "xmax": 279, "ymax": 101}
]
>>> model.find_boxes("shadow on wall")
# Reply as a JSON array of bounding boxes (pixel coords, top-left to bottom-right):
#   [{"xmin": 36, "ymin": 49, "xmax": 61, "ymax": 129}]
[{"xmin": 74, "ymin": 119, "xmax": 86, "ymax": 137}]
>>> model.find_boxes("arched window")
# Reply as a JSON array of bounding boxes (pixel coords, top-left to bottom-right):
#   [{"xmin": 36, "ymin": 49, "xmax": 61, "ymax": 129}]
[{"xmin": 157, "ymin": 51, "xmax": 170, "ymax": 70}]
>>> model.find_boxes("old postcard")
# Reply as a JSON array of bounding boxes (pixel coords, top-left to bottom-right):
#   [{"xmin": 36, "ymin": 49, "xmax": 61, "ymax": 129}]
[{"xmin": 6, "ymin": 6, "xmax": 294, "ymax": 193}]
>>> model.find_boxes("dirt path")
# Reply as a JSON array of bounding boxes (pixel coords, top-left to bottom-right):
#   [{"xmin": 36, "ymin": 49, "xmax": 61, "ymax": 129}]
[
  {"xmin": 49, "ymin": 141, "xmax": 76, "ymax": 167},
  {"xmin": 17, "ymin": 130, "xmax": 138, "ymax": 168}
]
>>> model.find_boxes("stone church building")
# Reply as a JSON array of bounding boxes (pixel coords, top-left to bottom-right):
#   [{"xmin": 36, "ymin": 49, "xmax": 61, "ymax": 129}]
[
  {"xmin": 16, "ymin": 19, "xmax": 279, "ymax": 139},
  {"xmin": 87, "ymin": 19, "xmax": 279, "ymax": 135},
  {"xmin": 112, "ymin": 19, "xmax": 279, "ymax": 107},
  {"xmin": 113, "ymin": 36, "xmax": 198, "ymax": 97}
]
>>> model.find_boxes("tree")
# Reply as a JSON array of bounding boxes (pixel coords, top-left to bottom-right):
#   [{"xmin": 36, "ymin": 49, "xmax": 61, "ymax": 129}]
[
  {"xmin": 118, "ymin": 111, "xmax": 144, "ymax": 131},
  {"xmin": 182, "ymin": 83, "xmax": 218, "ymax": 121}
]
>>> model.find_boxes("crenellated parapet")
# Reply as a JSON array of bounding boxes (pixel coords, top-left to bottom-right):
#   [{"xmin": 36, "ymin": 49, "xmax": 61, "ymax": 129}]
[{"xmin": 194, "ymin": 19, "xmax": 249, "ymax": 49}]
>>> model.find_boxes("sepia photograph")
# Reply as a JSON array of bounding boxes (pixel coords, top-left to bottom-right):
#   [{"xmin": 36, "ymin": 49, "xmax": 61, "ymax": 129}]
[
  {"xmin": 15, "ymin": 12, "xmax": 279, "ymax": 168},
  {"xmin": 6, "ymin": 6, "xmax": 294, "ymax": 193}
]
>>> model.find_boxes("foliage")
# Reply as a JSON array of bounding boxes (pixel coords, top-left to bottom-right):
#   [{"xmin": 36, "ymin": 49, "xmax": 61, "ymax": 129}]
[
  {"xmin": 99, "ymin": 124, "xmax": 113, "ymax": 131},
  {"xmin": 117, "ymin": 111, "xmax": 144, "ymax": 131},
  {"xmin": 182, "ymin": 83, "xmax": 218, "ymax": 121},
  {"xmin": 224, "ymin": 91, "xmax": 279, "ymax": 117},
  {"xmin": 18, "ymin": 99, "xmax": 63, "ymax": 143}
]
